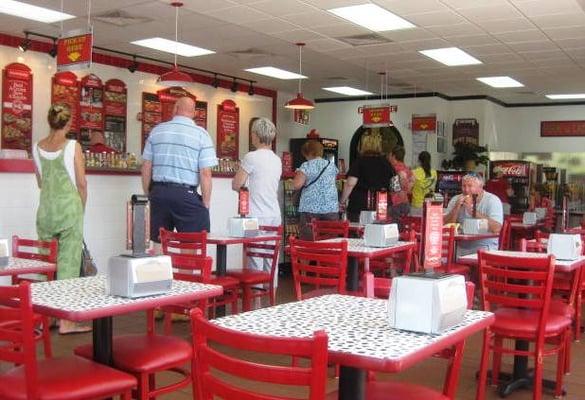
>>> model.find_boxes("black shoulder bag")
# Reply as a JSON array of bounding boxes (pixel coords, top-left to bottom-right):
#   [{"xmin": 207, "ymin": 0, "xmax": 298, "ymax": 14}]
[{"xmin": 293, "ymin": 160, "xmax": 331, "ymax": 207}]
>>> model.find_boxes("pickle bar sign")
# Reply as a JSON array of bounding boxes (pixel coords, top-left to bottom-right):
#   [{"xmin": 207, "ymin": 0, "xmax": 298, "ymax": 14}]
[{"xmin": 57, "ymin": 29, "xmax": 93, "ymax": 71}]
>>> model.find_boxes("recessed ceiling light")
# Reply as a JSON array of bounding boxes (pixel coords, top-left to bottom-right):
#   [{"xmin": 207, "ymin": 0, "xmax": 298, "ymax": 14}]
[
  {"xmin": 0, "ymin": 0, "xmax": 75, "ymax": 23},
  {"xmin": 328, "ymin": 4, "xmax": 415, "ymax": 32},
  {"xmin": 477, "ymin": 76, "xmax": 524, "ymax": 88},
  {"xmin": 419, "ymin": 47, "xmax": 482, "ymax": 66},
  {"xmin": 245, "ymin": 67, "xmax": 306, "ymax": 80},
  {"xmin": 323, "ymin": 86, "xmax": 373, "ymax": 96},
  {"xmin": 546, "ymin": 94, "xmax": 585, "ymax": 100},
  {"xmin": 131, "ymin": 37, "xmax": 214, "ymax": 57}
]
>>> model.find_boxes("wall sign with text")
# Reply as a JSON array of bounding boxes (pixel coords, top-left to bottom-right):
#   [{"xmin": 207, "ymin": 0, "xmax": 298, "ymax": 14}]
[
  {"xmin": 217, "ymin": 99, "xmax": 239, "ymax": 159},
  {"xmin": 541, "ymin": 120, "xmax": 585, "ymax": 137},
  {"xmin": 57, "ymin": 28, "xmax": 93, "ymax": 71},
  {"xmin": 1, "ymin": 63, "xmax": 33, "ymax": 152},
  {"xmin": 452, "ymin": 118, "xmax": 479, "ymax": 146},
  {"xmin": 421, "ymin": 201, "xmax": 444, "ymax": 270},
  {"xmin": 51, "ymin": 71, "xmax": 80, "ymax": 137}
]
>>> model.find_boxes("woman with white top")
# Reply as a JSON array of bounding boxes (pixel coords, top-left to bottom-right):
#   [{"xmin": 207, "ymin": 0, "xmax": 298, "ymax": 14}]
[{"xmin": 33, "ymin": 103, "xmax": 88, "ymax": 334}]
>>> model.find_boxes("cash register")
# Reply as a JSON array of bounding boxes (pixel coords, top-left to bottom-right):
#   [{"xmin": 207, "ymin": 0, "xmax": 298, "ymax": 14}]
[{"xmin": 106, "ymin": 195, "xmax": 173, "ymax": 298}]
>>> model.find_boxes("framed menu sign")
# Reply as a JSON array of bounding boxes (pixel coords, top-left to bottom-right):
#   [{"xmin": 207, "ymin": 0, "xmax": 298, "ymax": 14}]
[
  {"xmin": 51, "ymin": 71, "xmax": 80, "ymax": 136},
  {"xmin": 217, "ymin": 99, "xmax": 239, "ymax": 159},
  {"xmin": 421, "ymin": 200, "xmax": 444, "ymax": 270},
  {"xmin": 1, "ymin": 63, "xmax": 33, "ymax": 152},
  {"xmin": 141, "ymin": 92, "xmax": 162, "ymax": 152},
  {"xmin": 157, "ymin": 87, "xmax": 196, "ymax": 122},
  {"xmin": 195, "ymin": 100, "xmax": 208, "ymax": 129},
  {"xmin": 79, "ymin": 74, "xmax": 104, "ymax": 149},
  {"xmin": 104, "ymin": 79, "xmax": 127, "ymax": 152}
]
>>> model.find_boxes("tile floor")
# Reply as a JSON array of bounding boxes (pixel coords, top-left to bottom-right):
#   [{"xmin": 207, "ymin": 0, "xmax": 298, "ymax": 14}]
[{"xmin": 39, "ymin": 276, "xmax": 585, "ymax": 399}]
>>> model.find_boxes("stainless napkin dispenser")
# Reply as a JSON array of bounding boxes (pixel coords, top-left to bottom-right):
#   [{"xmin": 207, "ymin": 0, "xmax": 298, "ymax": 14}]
[
  {"xmin": 462, "ymin": 218, "xmax": 488, "ymax": 234},
  {"xmin": 228, "ymin": 217, "xmax": 259, "ymax": 237},
  {"xmin": 547, "ymin": 234, "xmax": 582, "ymax": 261},
  {"xmin": 0, "ymin": 239, "xmax": 8, "ymax": 267},
  {"xmin": 522, "ymin": 212, "xmax": 537, "ymax": 225},
  {"xmin": 106, "ymin": 255, "xmax": 173, "ymax": 298},
  {"xmin": 364, "ymin": 223, "xmax": 399, "ymax": 247},
  {"xmin": 388, "ymin": 273, "xmax": 467, "ymax": 334},
  {"xmin": 359, "ymin": 211, "xmax": 376, "ymax": 225}
]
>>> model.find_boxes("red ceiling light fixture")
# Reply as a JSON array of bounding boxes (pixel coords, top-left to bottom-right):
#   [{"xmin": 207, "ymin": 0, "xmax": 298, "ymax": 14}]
[
  {"xmin": 157, "ymin": 1, "xmax": 193, "ymax": 87},
  {"xmin": 285, "ymin": 43, "xmax": 314, "ymax": 110}
]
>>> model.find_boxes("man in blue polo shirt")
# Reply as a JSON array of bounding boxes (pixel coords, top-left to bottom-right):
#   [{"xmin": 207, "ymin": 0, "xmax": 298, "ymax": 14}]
[{"xmin": 141, "ymin": 96, "xmax": 217, "ymax": 243}]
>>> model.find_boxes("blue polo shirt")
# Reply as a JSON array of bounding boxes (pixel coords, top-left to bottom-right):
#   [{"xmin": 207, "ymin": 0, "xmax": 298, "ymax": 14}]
[{"xmin": 142, "ymin": 116, "xmax": 217, "ymax": 186}]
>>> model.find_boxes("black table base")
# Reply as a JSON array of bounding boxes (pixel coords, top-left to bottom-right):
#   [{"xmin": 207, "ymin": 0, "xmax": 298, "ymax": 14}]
[
  {"xmin": 339, "ymin": 366, "xmax": 366, "ymax": 400},
  {"xmin": 92, "ymin": 316, "xmax": 113, "ymax": 365},
  {"xmin": 484, "ymin": 370, "xmax": 566, "ymax": 398},
  {"xmin": 346, "ymin": 257, "xmax": 359, "ymax": 292},
  {"xmin": 215, "ymin": 244, "xmax": 227, "ymax": 317}
]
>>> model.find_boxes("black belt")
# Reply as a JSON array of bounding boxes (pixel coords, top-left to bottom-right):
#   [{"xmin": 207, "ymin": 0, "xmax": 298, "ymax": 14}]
[{"xmin": 152, "ymin": 181, "xmax": 197, "ymax": 190}]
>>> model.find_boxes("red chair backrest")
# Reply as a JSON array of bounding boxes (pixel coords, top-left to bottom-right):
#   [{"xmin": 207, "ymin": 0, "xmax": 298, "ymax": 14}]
[
  {"xmin": 166, "ymin": 254, "xmax": 213, "ymax": 283},
  {"xmin": 290, "ymin": 237, "xmax": 348, "ymax": 300},
  {"xmin": 244, "ymin": 225, "xmax": 282, "ymax": 280},
  {"xmin": 519, "ymin": 238, "xmax": 547, "ymax": 253},
  {"xmin": 159, "ymin": 228, "xmax": 207, "ymax": 256},
  {"xmin": 498, "ymin": 218, "xmax": 511, "ymax": 250},
  {"xmin": 312, "ymin": 220, "xmax": 349, "ymax": 241},
  {"xmin": 0, "ymin": 282, "xmax": 38, "ymax": 399},
  {"xmin": 11, "ymin": 236, "xmax": 57, "ymax": 264},
  {"xmin": 440, "ymin": 226, "xmax": 456, "ymax": 271},
  {"xmin": 399, "ymin": 216, "xmax": 422, "ymax": 233},
  {"xmin": 191, "ymin": 308, "xmax": 328, "ymax": 400},
  {"xmin": 478, "ymin": 251, "xmax": 555, "ymax": 342}
]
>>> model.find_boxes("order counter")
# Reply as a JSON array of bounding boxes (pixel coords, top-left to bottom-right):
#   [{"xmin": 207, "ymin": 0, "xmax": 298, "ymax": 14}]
[{"xmin": 0, "ymin": 159, "xmax": 247, "ymax": 274}]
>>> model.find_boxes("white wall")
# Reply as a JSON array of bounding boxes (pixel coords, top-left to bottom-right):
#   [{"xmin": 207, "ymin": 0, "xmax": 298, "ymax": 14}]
[{"xmin": 0, "ymin": 45, "xmax": 274, "ymax": 159}]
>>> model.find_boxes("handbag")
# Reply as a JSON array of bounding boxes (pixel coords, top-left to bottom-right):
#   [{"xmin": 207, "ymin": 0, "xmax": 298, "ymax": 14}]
[
  {"xmin": 80, "ymin": 241, "xmax": 98, "ymax": 277},
  {"xmin": 293, "ymin": 160, "xmax": 331, "ymax": 207}
]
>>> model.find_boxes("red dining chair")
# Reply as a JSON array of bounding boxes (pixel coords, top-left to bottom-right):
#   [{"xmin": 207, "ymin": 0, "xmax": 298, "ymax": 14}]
[
  {"xmin": 476, "ymin": 251, "xmax": 571, "ymax": 400},
  {"xmin": 160, "ymin": 228, "xmax": 239, "ymax": 321},
  {"xmin": 433, "ymin": 226, "xmax": 470, "ymax": 278},
  {"xmin": 0, "ymin": 282, "xmax": 136, "ymax": 400},
  {"xmin": 5, "ymin": 235, "xmax": 58, "ymax": 358},
  {"xmin": 369, "ymin": 229, "xmax": 418, "ymax": 277},
  {"xmin": 498, "ymin": 218, "xmax": 512, "ymax": 250},
  {"xmin": 312, "ymin": 219, "xmax": 349, "ymax": 241},
  {"xmin": 191, "ymin": 307, "xmax": 328, "ymax": 400},
  {"xmin": 74, "ymin": 308, "xmax": 193, "ymax": 400},
  {"xmin": 226, "ymin": 225, "xmax": 282, "ymax": 312},
  {"xmin": 290, "ymin": 237, "xmax": 348, "ymax": 300}
]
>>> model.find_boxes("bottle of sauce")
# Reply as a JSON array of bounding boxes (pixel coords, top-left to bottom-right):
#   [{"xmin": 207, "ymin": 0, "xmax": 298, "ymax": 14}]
[
  {"xmin": 376, "ymin": 189, "xmax": 388, "ymax": 222},
  {"xmin": 238, "ymin": 187, "xmax": 249, "ymax": 217}
]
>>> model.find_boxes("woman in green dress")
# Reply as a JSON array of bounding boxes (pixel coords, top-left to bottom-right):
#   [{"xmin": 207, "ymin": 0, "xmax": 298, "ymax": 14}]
[{"xmin": 33, "ymin": 104, "xmax": 89, "ymax": 334}]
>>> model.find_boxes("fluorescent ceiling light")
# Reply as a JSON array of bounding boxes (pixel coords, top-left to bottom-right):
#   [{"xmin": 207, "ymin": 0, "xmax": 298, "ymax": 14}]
[
  {"xmin": 546, "ymin": 94, "xmax": 585, "ymax": 100},
  {"xmin": 477, "ymin": 76, "xmax": 524, "ymax": 88},
  {"xmin": 419, "ymin": 47, "xmax": 482, "ymax": 66},
  {"xmin": 0, "ymin": 0, "xmax": 75, "ymax": 23},
  {"xmin": 131, "ymin": 37, "xmax": 214, "ymax": 57},
  {"xmin": 328, "ymin": 4, "xmax": 415, "ymax": 32},
  {"xmin": 323, "ymin": 86, "xmax": 373, "ymax": 96},
  {"xmin": 245, "ymin": 67, "xmax": 306, "ymax": 80}
]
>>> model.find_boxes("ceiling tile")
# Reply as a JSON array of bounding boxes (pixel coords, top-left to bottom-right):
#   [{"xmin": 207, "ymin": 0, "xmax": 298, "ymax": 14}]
[
  {"xmin": 237, "ymin": 18, "xmax": 300, "ymax": 34},
  {"xmin": 375, "ymin": 0, "xmax": 450, "ymax": 15},
  {"xmin": 530, "ymin": 13, "xmax": 585, "ymax": 29},
  {"xmin": 427, "ymin": 23, "xmax": 484, "ymax": 37},
  {"xmin": 475, "ymin": 18, "xmax": 536, "ymax": 34},
  {"xmin": 379, "ymin": 28, "xmax": 436, "ymax": 42},
  {"xmin": 512, "ymin": 0, "xmax": 583, "ymax": 18},
  {"xmin": 281, "ymin": 10, "xmax": 345, "ymax": 27},
  {"xmin": 401, "ymin": 10, "xmax": 466, "ymax": 27},
  {"xmin": 305, "ymin": 38, "xmax": 350, "ymax": 52},
  {"xmin": 179, "ymin": 0, "xmax": 238, "ymax": 13},
  {"xmin": 246, "ymin": 0, "xmax": 312, "ymax": 16},
  {"xmin": 543, "ymin": 26, "xmax": 585, "ymax": 40},
  {"xmin": 456, "ymin": 4, "xmax": 523, "ymax": 22},
  {"xmin": 203, "ymin": 5, "xmax": 269, "ymax": 24},
  {"xmin": 493, "ymin": 29, "xmax": 548, "ymax": 43},
  {"xmin": 519, "ymin": 49, "xmax": 568, "ymax": 60},
  {"xmin": 399, "ymin": 38, "xmax": 451, "ymax": 51},
  {"xmin": 437, "ymin": 0, "xmax": 510, "ymax": 10},
  {"xmin": 271, "ymin": 29, "xmax": 327, "ymax": 43},
  {"xmin": 309, "ymin": 23, "xmax": 370, "ymax": 37},
  {"xmin": 507, "ymin": 41, "xmax": 559, "ymax": 52},
  {"xmin": 463, "ymin": 44, "xmax": 516, "ymax": 55},
  {"xmin": 477, "ymin": 53, "xmax": 526, "ymax": 64},
  {"xmin": 445, "ymin": 34, "xmax": 499, "ymax": 47}
]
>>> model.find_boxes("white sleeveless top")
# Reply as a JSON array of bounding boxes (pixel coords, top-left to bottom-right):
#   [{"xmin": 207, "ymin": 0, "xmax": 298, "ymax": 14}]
[{"xmin": 33, "ymin": 140, "xmax": 77, "ymax": 188}]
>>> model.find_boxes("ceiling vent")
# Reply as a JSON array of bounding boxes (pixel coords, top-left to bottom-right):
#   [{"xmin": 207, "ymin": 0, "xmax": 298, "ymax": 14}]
[
  {"xmin": 227, "ymin": 48, "xmax": 274, "ymax": 59},
  {"xmin": 336, "ymin": 33, "xmax": 392, "ymax": 47},
  {"xmin": 94, "ymin": 10, "xmax": 152, "ymax": 27}
]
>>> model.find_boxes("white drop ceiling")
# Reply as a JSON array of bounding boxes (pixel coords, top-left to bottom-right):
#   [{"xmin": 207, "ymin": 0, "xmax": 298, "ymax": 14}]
[{"xmin": 3, "ymin": 0, "xmax": 585, "ymax": 103}]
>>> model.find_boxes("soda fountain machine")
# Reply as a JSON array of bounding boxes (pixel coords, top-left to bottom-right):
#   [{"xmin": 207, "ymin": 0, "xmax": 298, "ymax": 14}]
[{"xmin": 489, "ymin": 160, "xmax": 536, "ymax": 214}]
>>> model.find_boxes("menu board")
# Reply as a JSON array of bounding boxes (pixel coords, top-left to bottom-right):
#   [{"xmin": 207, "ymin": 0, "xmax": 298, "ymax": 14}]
[
  {"xmin": 79, "ymin": 74, "xmax": 104, "ymax": 149},
  {"xmin": 195, "ymin": 100, "xmax": 208, "ymax": 129},
  {"xmin": 157, "ymin": 87, "xmax": 196, "ymax": 122},
  {"xmin": 51, "ymin": 71, "xmax": 80, "ymax": 136},
  {"xmin": 141, "ymin": 92, "xmax": 162, "ymax": 152},
  {"xmin": 1, "ymin": 63, "xmax": 33, "ymax": 152},
  {"xmin": 421, "ymin": 201, "xmax": 444, "ymax": 270},
  {"xmin": 104, "ymin": 79, "xmax": 127, "ymax": 152},
  {"xmin": 217, "ymin": 99, "xmax": 239, "ymax": 159}
]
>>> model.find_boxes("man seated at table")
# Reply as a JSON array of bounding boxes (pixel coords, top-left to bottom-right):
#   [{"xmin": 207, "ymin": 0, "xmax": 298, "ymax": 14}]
[{"xmin": 445, "ymin": 172, "xmax": 503, "ymax": 256}]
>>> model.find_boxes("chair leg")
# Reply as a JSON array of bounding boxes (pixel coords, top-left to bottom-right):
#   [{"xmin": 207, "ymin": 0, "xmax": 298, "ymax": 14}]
[
  {"xmin": 492, "ymin": 337, "xmax": 503, "ymax": 386},
  {"xmin": 231, "ymin": 290, "xmax": 239, "ymax": 315},
  {"xmin": 476, "ymin": 330, "xmax": 491, "ymax": 400},
  {"xmin": 565, "ymin": 327, "xmax": 572, "ymax": 375},
  {"xmin": 139, "ymin": 373, "xmax": 149, "ymax": 400},
  {"xmin": 163, "ymin": 311, "xmax": 173, "ymax": 336},
  {"xmin": 533, "ymin": 347, "xmax": 543, "ymax": 400},
  {"xmin": 269, "ymin": 285, "xmax": 276, "ymax": 307},
  {"xmin": 575, "ymin": 292, "xmax": 582, "ymax": 341},
  {"xmin": 556, "ymin": 331, "xmax": 567, "ymax": 398},
  {"xmin": 242, "ymin": 286, "xmax": 253, "ymax": 312},
  {"xmin": 149, "ymin": 374, "xmax": 156, "ymax": 395},
  {"xmin": 41, "ymin": 316, "xmax": 52, "ymax": 358}
]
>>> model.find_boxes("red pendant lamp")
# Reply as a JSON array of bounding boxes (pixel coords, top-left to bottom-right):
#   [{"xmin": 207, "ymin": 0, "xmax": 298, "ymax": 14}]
[
  {"xmin": 285, "ymin": 43, "xmax": 314, "ymax": 110},
  {"xmin": 157, "ymin": 2, "xmax": 193, "ymax": 87}
]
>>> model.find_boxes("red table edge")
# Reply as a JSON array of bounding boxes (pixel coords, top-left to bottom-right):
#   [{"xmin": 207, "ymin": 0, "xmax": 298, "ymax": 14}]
[
  {"xmin": 207, "ymin": 234, "xmax": 281, "ymax": 245},
  {"xmin": 0, "ymin": 265, "xmax": 56, "ymax": 276},
  {"xmin": 457, "ymin": 254, "xmax": 585, "ymax": 272},
  {"xmin": 346, "ymin": 242, "xmax": 416, "ymax": 259},
  {"xmin": 328, "ymin": 314, "xmax": 495, "ymax": 372},
  {"xmin": 31, "ymin": 286, "xmax": 223, "ymax": 322}
]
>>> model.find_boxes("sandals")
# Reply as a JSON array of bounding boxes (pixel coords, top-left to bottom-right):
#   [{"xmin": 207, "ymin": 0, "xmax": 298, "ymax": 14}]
[{"xmin": 58, "ymin": 320, "xmax": 92, "ymax": 335}]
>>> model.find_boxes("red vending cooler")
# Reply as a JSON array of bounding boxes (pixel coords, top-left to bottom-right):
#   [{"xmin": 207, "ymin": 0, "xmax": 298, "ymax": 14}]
[{"xmin": 489, "ymin": 160, "xmax": 535, "ymax": 214}]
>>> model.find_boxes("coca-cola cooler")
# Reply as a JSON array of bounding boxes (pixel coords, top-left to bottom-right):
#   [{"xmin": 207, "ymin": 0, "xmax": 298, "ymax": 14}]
[
  {"xmin": 436, "ymin": 170, "xmax": 466, "ymax": 206},
  {"xmin": 489, "ymin": 160, "xmax": 536, "ymax": 213}
]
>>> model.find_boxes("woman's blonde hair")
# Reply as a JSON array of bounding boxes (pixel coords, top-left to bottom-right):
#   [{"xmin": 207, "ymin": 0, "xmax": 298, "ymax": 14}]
[
  {"xmin": 301, "ymin": 140, "xmax": 323, "ymax": 158},
  {"xmin": 47, "ymin": 103, "xmax": 71, "ymax": 130}
]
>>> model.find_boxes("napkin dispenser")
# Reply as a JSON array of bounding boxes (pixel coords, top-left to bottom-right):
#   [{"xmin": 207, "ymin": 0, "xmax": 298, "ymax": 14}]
[
  {"xmin": 462, "ymin": 218, "xmax": 488, "ymax": 234},
  {"xmin": 534, "ymin": 207, "xmax": 547, "ymax": 220},
  {"xmin": 522, "ymin": 212, "xmax": 537, "ymax": 225},
  {"xmin": 364, "ymin": 223, "xmax": 399, "ymax": 247},
  {"xmin": 228, "ymin": 217, "xmax": 259, "ymax": 237},
  {"xmin": 106, "ymin": 255, "xmax": 173, "ymax": 298},
  {"xmin": 547, "ymin": 234, "xmax": 582, "ymax": 261},
  {"xmin": 0, "ymin": 239, "xmax": 8, "ymax": 267},
  {"xmin": 359, "ymin": 211, "xmax": 376, "ymax": 225},
  {"xmin": 388, "ymin": 273, "xmax": 467, "ymax": 334}
]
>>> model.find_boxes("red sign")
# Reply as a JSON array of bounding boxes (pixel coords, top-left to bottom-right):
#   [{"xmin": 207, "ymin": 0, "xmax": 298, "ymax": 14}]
[
  {"xmin": 375, "ymin": 190, "xmax": 388, "ymax": 222},
  {"xmin": 79, "ymin": 74, "xmax": 104, "ymax": 133},
  {"xmin": 195, "ymin": 101, "xmax": 207, "ymax": 129},
  {"xmin": 359, "ymin": 105, "xmax": 396, "ymax": 127},
  {"xmin": 541, "ymin": 120, "xmax": 585, "ymax": 137},
  {"xmin": 238, "ymin": 188, "xmax": 249, "ymax": 216},
  {"xmin": 282, "ymin": 152, "xmax": 293, "ymax": 174},
  {"xmin": 493, "ymin": 161, "xmax": 528, "ymax": 177},
  {"xmin": 293, "ymin": 109, "xmax": 310, "ymax": 125},
  {"xmin": 51, "ymin": 71, "xmax": 80, "ymax": 134},
  {"xmin": 422, "ymin": 201, "xmax": 444, "ymax": 270},
  {"xmin": 104, "ymin": 79, "xmax": 127, "ymax": 117},
  {"xmin": 217, "ymin": 99, "xmax": 239, "ymax": 159},
  {"xmin": 453, "ymin": 118, "xmax": 479, "ymax": 145},
  {"xmin": 412, "ymin": 115, "xmax": 437, "ymax": 132},
  {"xmin": 57, "ymin": 30, "xmax": 93, "ymax": 71},
  {"xmin": 1, "ymin": 63, "xmax": 33, "ymax": 151},
  {"xmin": 141, "ymin": 92, "xmax": 161, "ymax": 151}
]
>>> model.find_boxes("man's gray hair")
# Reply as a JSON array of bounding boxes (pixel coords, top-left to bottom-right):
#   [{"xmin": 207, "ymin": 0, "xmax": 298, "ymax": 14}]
[
  {"xmin": 463, "ymin": 172, "xmax": 485, "ymax": 185},
  {"xmin": 251, "ymin": 117, "xmax": 276, "ymax": 145}
]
